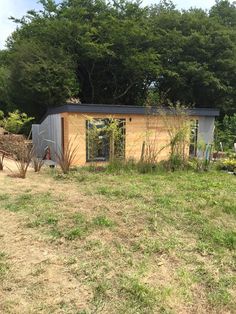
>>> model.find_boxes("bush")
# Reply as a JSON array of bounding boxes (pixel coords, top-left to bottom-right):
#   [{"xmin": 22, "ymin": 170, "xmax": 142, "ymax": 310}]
[
  {"xmin": 55, "ymin": 138, "xmax": 79, "ymax": 174},
  {"xmin": 0, "ymin": 134, "xmax": 26, "ymax": 156},
  {"xmin": 1, "ymin": 110, "xmax": 34, "ymax": 134},
  {"xmin": 216, "ymin": 159, "xmax": 236, "ymax": 172}
]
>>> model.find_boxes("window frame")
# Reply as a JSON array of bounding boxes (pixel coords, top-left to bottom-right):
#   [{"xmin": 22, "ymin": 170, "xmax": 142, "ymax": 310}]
[
  {"xmin": 86, "ymin": 118, "xmax": 126, "ymax": 162},
  {"xmin": 189, "ymin": 119, "xmax": 199, "ymax": 157}
]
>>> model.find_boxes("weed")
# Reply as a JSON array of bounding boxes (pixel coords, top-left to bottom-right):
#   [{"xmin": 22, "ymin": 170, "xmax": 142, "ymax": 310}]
[
  {"xmin": 92, "ymin": 215, "xmax": 115, "ymax": 228},
  {"xmin": 65, "ymin": 227, "xmax": 86, "ymax": 240},
  {"xmin": 120, "ymin": 276, "xmax": 157, "ymax": 312},
  {"xmin": 49, "ymin": 228, "xmax": 62, "ymax": 239},
  {"xmin": 5, "ymin": 193, "xmax": 33, "ymax": 212},
  {"xmin": 27, "ymin": 213, "xmax": 58, "ymax": 228},
  {"xmin": 0, "ymin": 194, "xmax": 10, "ymax": 201},
  {"xmin": 0, "ymin": 252, "xmax": 9, "ymax": 279}
]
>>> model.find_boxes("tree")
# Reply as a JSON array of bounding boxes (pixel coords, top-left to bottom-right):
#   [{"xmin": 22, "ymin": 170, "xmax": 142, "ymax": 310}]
[
  {"xmin": 210, "ymin": 0, "xmax": 236, "ymax": 27},
  {"xmin": 9, "ymin": 40, "xmax": 79, "ymax": 118},
  {"xmin": 7, "ymin": 0, "xmax": 160, "ymax": 118},
  {"xmin": 215, "ymin": 114, "xmax": 236, "ymax": 150},
  {"xmin": 1, "ymin": 0, "xmax": 236, "ymax": 120},
  {"xmin": 148, "ymin": 3, "xmax": 236, "ymax": 114}
]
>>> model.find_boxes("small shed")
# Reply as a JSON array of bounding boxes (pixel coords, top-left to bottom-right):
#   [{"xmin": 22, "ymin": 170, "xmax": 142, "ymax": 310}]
[{"xmin": 32, "ymin": 104, "xmax": 219, "ymax": 165}]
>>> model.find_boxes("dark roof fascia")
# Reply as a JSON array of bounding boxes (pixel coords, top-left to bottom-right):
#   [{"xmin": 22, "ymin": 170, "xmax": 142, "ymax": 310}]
[{"xmin": 43, "ymin": 104, "xmax": 220, "ymax": 121}]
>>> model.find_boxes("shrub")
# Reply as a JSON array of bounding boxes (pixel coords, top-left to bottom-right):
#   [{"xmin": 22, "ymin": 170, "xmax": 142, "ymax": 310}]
[
  {"xmin": 216, "ymin": 159, "xmax": 236, "ymax": 172},
  {"xmin": 0, "ymin": 134, "xmax": 33, "ymax": 178},
  {"xmin": 12, "ymin": 145, "xmax": 34, "ymax": 179},
  {"xmin": 0, "ymin": 134, "xmax": 26, "ymax": 156},
  {"xmin": 168, "ymin": 153, "xmax": 184, "ymax": 171},
  {"xmin": 1, "ymin": 110, "xmax": 34, "ymax": 134},
  {"xmin": 55, "ymin": 138, "xmax": 79, "ymax": 174}
]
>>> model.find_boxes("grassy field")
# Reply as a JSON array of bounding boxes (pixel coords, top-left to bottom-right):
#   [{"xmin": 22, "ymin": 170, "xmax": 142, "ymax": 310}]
[{"xmin": 0, "ymin": 165, "xmax": 235, "ymax": 313}]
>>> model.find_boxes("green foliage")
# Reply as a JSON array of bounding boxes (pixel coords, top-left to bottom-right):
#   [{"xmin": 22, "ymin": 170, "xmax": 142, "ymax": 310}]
[
  {"xmin": 0, "ymin": 110, "xmax": 4, "ymax": 122},
  {"xmin": 0, "ymin": 0, "xmax": 235, "ymax": 119},
  {"xmin": 0, "ymin": 66, "xmax": 11, "ymax": 111},
  {"xmin": 9, "ymin": 41, "xmax": 79, "ymax": 118},
  {"xmin": 92, "ymin": 215, "xmax": 114, "ymax": 227},
  {"xmin": 120, "ymin": 276, "xmax": 157, "ymax": 311},
  {"xmin": 215, "ymin": 114, "xmax": 236, "ymax": 151},
  {"xmin": 216, "ymin": 158, "xmax": 236, "ymax": 172},
  {"xmin": 137, "ymin": 161, "xmax": 158, "ymax": 174},
  {"xmin": 2, "ymin": 110, "xmax": 34, "ymax": 134}
]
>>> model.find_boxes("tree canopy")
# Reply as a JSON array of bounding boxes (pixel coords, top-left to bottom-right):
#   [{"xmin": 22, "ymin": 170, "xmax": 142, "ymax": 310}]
[{"xmin": 0, "ymin": 0, "xmax": 236, "ymax": 120}]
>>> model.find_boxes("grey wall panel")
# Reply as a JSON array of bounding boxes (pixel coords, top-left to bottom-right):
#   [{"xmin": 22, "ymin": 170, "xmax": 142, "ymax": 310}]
[
  {"xmin": 198, "ymin": 117, "xmax": 215, "ymax": 144},
  {"xmin": 32, "ymin": 114, "xmax": 61, "ymax": 160},
  {"xmin": 197, "ymin": 117, "xmax": 215, "ymax": 158}
]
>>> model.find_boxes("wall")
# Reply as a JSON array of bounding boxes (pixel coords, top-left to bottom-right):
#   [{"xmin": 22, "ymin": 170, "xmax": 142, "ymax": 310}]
[
  {"xmin": 198, "ymin": 116, "xmax": 215, "ymax": 144},
  {"xmin": 64, "ymin": 112, "xmax": 195, "ymax": 166},
  {"xmin": 32, "ymin": 112, "xmax": 216, "ymax": 165},
  {"xmin": 32, "ymin": 113, "xmax": 62, "ymax": 159}
]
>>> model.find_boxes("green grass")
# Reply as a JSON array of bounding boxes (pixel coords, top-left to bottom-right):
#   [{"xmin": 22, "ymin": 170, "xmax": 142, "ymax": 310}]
[
  {"xmin": 61, "ymin": 169, "xmax": 236, "ymax": 312},
  {"xmin": 92, "ymin": 215, "xmax": 115, "ymax": 228},
  {"xmin": 0, "ymin": 168, "xmax": 235, "ymax": 313},
  {"xmin": 0, "ymin": 252, "xmax": 9, "ymax": 279},
  {"xmin": 4, "ymin": 192, "xmax": 53, "ymax": 213},
  {"xmin": 120, "ymin": 276, "xmax": 157, "ymax": 312}
]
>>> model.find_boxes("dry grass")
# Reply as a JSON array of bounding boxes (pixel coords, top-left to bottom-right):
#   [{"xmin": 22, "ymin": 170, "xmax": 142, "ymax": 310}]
[{"xmin": 0, "ymin": 164, "xmax": 235, "ymax": 313}]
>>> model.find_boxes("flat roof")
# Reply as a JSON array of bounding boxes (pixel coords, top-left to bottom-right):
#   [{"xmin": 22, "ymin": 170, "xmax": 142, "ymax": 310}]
[{"xmin": 44, "ymin": 103, "xmax": 220, "ymax": 119}]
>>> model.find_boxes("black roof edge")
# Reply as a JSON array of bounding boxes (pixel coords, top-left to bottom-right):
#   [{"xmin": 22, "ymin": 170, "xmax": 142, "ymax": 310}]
[{"xmin": 39, "ymin": 103, "xmax": 220, "ymax": 122}]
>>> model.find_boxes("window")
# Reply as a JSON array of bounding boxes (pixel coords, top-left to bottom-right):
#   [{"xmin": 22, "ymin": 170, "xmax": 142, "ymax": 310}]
[
  {"xmin": 86, "ymin": 118, "xmax": 125, "ymax": 162},
  {"xmin": 189, "ymin": 120, "xmax": 199, "ymax": 157}
]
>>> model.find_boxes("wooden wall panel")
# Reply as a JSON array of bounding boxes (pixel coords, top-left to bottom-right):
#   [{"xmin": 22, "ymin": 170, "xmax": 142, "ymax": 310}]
[{"xmin": 61, "ymin": 112, "xmax": 198, "ymax": 166}]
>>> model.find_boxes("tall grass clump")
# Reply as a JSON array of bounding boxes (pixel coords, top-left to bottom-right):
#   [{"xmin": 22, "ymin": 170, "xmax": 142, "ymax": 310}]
[
  {"xmin": 160, "ymin": 102, "xmax": 191, "ymax": 171},
  {"xmin": 141, "ymin": 92, "xmax": 192, "ymax": 172}
]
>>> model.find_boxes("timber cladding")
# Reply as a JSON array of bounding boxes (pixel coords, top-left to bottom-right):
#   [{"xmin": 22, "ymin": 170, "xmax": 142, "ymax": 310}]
[{"xmin": 60, "ymin": 112, "xmax": 200, "ymax": 166}]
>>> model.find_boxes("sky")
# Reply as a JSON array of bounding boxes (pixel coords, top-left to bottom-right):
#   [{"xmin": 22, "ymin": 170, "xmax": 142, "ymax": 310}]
[{"xmin": 0, "ymin": 0, "xmax": 221, "ymax": 49}]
